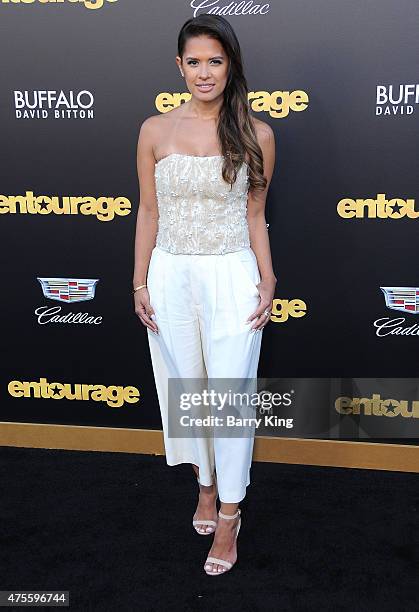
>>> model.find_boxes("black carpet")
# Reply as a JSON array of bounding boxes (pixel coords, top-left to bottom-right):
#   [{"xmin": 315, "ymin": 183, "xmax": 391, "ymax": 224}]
[{"xmin": 1, "ymin": 446, "xmax": 418, "ymax": 611}]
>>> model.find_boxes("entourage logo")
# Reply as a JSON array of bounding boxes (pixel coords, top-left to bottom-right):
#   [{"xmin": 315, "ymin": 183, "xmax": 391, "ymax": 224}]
[
  {"xmin": 374, "ymin": 287, "xmax": 419, "ymax": 338},
  {"xmin": 376, "ymin": 83, "xmax": 419, "ymax": 116},
  {"xmin": 270, "ymin": 298, "xmax": 306, "ymax": 323},
  {"xmin": 191, "ymin": 0, "xmax": 270, "ymax": 18},
  {"xmin": 36, "ymin": 277, "xmax": 102, "ymax": 325},
  {"xmin": 0, "ymin": 191, "xmax": 131, "ymax": 221},
  {"xmin": 156, "ymin": 89, "xmax": 309, "ymax": 119},
  {"xmin": 337, "ymin": 193, "xmax": 418, "ymax": 219},
  {"xmin": 1, "ymin": 0, "xmax": 117, "ymax": 10},
  {"xmin": 8, "ymin": 378, "xmax": 140, "ymax": 409},
  {"xmin": 336, "ymin": 394, "xmax": 419, "ymax": 418},
  {"xmin": 14, "ymin": 90, "xmax": 95, "ymax": 120}
]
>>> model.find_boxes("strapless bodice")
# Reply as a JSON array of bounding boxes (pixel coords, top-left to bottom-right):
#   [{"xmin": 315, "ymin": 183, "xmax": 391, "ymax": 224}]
[{"xmin": 154, "ymin": 153, "xmax": 251, "ymax": 255}]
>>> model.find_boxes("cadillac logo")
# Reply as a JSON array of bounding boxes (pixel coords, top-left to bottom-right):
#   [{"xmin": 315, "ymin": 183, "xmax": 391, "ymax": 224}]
[
  {"xmin": 37, "ymin": 277, "xmax": 99, "ymax": 303},
  {"xmin": 380, "ymin": 286, "xmax": 419, "ymax": 314}
]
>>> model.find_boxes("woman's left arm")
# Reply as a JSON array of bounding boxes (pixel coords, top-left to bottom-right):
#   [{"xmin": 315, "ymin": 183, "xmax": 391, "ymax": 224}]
[{"xmin": 246, "ymin": 120, "xmax": 277, "ymax": 328}]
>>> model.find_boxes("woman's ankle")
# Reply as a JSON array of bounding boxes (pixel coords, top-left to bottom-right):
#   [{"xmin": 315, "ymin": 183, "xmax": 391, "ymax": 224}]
[
  {"xmin": 199, "ymin": 483, "xmax": 217, "ymax": 496},
  {"xmin": 219, "ymin": 502, "xmax": 239, "ymax": 515}
]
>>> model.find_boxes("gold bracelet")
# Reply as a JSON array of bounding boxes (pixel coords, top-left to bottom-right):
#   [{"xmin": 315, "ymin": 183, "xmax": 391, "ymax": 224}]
[{"xmin": 133, "ymin": 284, "xmax": 147, "ymax": 294}]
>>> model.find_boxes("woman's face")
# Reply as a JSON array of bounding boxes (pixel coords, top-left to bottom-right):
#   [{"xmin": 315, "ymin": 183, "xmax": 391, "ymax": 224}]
[{"xmin": 176, "ymin": 35, "xmax": 229, "ymax": 101}]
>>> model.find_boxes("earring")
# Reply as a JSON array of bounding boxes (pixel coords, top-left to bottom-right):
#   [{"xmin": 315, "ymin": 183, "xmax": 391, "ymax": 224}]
[{"xmin": 180, "ymin": 71, "xmax": 184, "ymax": 77}]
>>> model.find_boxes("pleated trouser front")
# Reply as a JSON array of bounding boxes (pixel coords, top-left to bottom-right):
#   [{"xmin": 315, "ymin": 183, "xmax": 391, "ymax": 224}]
[{"xmin": 146, "ymin": 245, "xmax": 263, "ymax": 503}]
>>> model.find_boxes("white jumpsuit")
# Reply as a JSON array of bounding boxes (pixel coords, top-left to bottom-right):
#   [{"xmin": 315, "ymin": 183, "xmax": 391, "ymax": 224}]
[{"xmin": 146, "ymin": 153, "xmax": 263, "ymax": 503}]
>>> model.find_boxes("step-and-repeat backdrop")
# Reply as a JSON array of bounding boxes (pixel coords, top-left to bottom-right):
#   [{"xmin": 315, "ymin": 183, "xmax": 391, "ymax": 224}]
[{"xmin": 1, "ymin": 0, "xmax": 419, "ymax": 443}]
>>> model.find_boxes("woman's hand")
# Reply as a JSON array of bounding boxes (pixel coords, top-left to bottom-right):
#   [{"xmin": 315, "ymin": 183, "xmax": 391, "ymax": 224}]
[
  {"xmin": 246, "ymin": 276, "xmax": 276, "ymax": 332},
  {"xmin": 134, "ymin": 287, "xmax": 159, "ymax": 334}
]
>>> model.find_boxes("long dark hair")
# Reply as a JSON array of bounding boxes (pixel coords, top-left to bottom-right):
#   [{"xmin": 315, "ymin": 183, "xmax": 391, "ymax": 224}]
[{"xmin": 177, "ymin": 14, "xmax": 267, "ymax": 192}]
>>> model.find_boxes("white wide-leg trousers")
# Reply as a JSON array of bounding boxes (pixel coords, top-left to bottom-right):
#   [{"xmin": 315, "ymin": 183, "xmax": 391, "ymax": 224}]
[{"xmin": 146, "ymin": 245, "xmax": 263, "ymax": 503}]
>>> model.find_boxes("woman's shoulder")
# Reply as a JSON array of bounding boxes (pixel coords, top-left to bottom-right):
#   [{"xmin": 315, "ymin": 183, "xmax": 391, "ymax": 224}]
[
  {"xmin": 250, "ymin": 115, "xmax": 275, "ymax": 146},
  {"xmin": 139, "ymin": 112, "xmax": 166, "ymax": 131},
  {"xmin": 139, "ymin": 109, "xmax": 179, "ymax": 142},
  {"xmin": 138, "ymin": 113, "xmax": 167, "ymax": 151},
  {"xmin": 140, "ymin": 105, "xmax": 181, "ymax": 128}
]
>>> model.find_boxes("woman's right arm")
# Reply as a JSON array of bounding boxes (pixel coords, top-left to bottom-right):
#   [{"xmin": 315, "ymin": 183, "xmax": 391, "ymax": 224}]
[{"xmin": 133, "ymin": 117, "xmax": 159, "ymax": 333}]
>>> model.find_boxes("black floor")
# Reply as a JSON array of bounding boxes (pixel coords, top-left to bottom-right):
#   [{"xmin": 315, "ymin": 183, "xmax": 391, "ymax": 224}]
[{"xmin": 1, "ymin": 446, "xmax": 418, "ymax": 611}]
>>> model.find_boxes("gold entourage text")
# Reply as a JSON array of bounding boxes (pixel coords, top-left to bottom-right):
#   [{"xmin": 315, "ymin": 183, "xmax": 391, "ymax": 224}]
[
  {"xmin": 8, "ymin": 378, "xmax": 140, "ymax": 408},
  {"xmin": 0, "ymin": 192, "xmax": 131, "ymax": 221}
]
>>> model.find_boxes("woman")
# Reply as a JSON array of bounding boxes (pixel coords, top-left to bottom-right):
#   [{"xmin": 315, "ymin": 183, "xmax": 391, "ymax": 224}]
[{"xmin": 133, "ymin": 14, "xmax": 276, "ymax": 576}]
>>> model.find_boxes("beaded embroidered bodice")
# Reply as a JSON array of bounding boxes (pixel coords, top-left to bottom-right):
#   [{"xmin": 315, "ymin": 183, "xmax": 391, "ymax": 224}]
[{"xmin": 154, "ymin": 153, "xmax": 251, "ymax": 255}]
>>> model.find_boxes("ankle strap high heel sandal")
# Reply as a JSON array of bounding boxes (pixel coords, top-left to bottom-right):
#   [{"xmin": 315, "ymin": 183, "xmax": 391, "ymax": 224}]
[
  {"xmin": 204, "ymin": 508, "xmax": 242, "ymax": 575},
  {"xmin": 192, "ymin": 472, "xmax": 218, "ymax": 535}
]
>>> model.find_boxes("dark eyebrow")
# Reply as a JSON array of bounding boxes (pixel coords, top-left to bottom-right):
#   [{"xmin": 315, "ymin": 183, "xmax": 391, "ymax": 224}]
[{"xmin": 185, "ymin": 56, "xmax": 224, "ymax": 61}]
